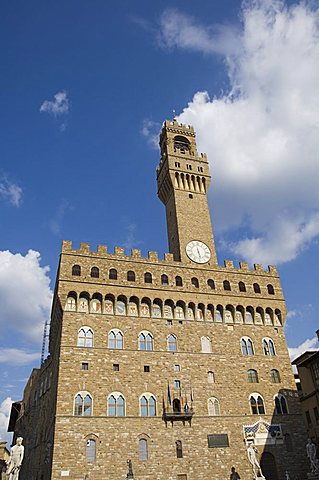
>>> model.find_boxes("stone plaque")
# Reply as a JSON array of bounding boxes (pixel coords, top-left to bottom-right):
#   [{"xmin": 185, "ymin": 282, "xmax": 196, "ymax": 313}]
[{"xmin": 207, "ymin": 434, "xmax": 229, "ymax": 448}]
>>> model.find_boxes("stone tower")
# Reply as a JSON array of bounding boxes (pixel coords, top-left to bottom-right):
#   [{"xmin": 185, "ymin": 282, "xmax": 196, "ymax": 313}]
[
  {"xmin": 157, "ymin": 119, "xmax": 217, "ymax": 264},
  {"xmin": 9, "ymin": 119, "xmax": 308, "ymax": 480}
]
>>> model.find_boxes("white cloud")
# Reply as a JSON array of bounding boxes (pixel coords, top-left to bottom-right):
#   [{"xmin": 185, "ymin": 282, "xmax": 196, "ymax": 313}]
[
  {"xmin": 0, "ymin": 349, "xmax": 40, "ymax": 366},
  {"xmin": 0, "ymin": 396, "xmax": 12, "ymax": 444},
  {"xmin": 49, "ymin": 199, "xmax": 73, "ymax": 236},
  {"xmin": 140, "ymin": 119, "xmax": 160, "ymax": 149},
  {"xmin": 40, "ymin": 91, "xmax": 70, "ymax": 117},
  {"xmin": 288, "ymin": 336, "xmax": 318, "ymax": 362},
  {"xmin": 0, "ymin": 176, "xmax": 22, "ymax": 207},
  {"xmin": 160, "ymin": 1, "xmax": 319, "ymax": 265},
  {"xmin": 0, "ymin": 250, "xmax": 53, "ymax": 344}
]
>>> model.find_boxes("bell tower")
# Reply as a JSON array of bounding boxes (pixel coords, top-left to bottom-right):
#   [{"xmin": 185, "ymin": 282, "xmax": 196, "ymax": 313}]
[{"xmin": 157, "ymin": 118, "xmax": 217, "ymax": 265}]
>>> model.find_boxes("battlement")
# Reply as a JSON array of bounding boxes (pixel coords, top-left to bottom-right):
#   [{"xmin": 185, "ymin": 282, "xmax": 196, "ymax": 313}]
[{"xmin": 61, "ymin": 240, "xmax": 278, "ymax": 276}]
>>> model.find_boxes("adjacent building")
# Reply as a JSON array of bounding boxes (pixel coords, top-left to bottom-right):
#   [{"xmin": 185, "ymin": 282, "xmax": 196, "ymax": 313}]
[{"xmin": 9, "ymin": 118, "xmax": 308, "ymax": 480}]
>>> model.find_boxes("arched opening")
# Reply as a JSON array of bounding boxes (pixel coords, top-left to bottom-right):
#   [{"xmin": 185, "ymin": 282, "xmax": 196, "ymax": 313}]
[
  {"xmin": 144, "ymin": 272, "xmax": 152, "ymax": 284},
  {"xmin": 174, "ymin": 135, "xmax": 190, "ymax": 154},
  {"xmin": 109, "ymin": 268, "xmax": 117, "ymax": 280},
  {"xmin": 260, "ymin": 452, "xmax": 278, "ymax": 480},
  {"xmin": 127, "ymin": 270, "xmax": 136, "ymax": 282},
  {"xmin": 253, "ymin": 283, "xmax": 261, "ymax": 293},
  {"xmin": 175, "ymin": 275, "xmax": 183, "ymax": 287},
  {"xmin": 173, "ymin": 398, "xmax": 181, "ymax": 413},
  {"xmin": 90, "ymin": 267, "xmax": 99, "ymax": 278},
  {"xmin": 238, "ymin": 281, "xmax": 246, "ymax": 292},
  {"xmin": 207, "ymin": 279, "xmax": 215, "ymax": 290},
  {"xmin": 72, "ymin": 264, "xmax": 81, "ymax": 276}
]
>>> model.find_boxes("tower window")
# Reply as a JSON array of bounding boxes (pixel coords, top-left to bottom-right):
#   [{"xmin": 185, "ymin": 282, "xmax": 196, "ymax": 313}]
[
  {"xmin": 72, "ymin": 265, "xmax": 81, "ymax": 276},
  {"xmin": 109, "ymin": 268, "xmax": 117, "ymax": 280},
  {"xmin": 174, "ymin": 136, "xmax": 190, "ymax": 153},
  {"xmin": 175, "ymin": 276, "xmax": 183, "ymax": 287},
  {"xmin": 239, "ymin": 281, "xmax": 246, "ymax": 292},
  {"xmin": 127, "ymin": 270, "xmax": 136, "ymax": 282},
  {"xmin": 144, "ymin": 272, "xmax": 152, "ymax": 284},
  {"xmin": 267, "ymin": 284, "xmax": 275, "ymax": 295},
  {"xmin": 191, "ymin": 277, "xmax": 199, "ymax": 288},
  {"xmin": 253, "ymin": 283, "xmax": 261, "ymax": 293},
  {"xmin": 144, "ymin": 365, "xmax": 150, "ymax": 373},
  {"xmin": 247, "ymin": 369, "xmax": 259, "ymax": 383},
  {"xmin": 189, "ymin": 193, "xmax": 193, "ymax": 199},
  {"xmin": 223, "ymin": 280, "xmax": 231, "ymax": 291},
  {"xmin": 186, "ymin": 164, "xmax": 192, "ymax": 170},
  {"xmin": 81, "ymin": 362, "xmax": 89, "ymax": 370},
  {"xmin": 175, "ymin": 162, "xmax": 181, "ymax": 168},
  {"xmin": 197, "ymin": 166, "xmax": 203, "ymax": 172},
  {"xmin": 113, "ymin": 363, "xmax": 120, "ymax": 372},
  {"xmin": 271, "ymin": 369, "xmax": 281, "ymax": 383},
  {"xmin": 207, "ymin": 279, "xmax": 215, "ymax": 290},
  {"xmin": 90, "ymin": 267, "xmax": 99, "ymax": 278},
  {"xmin": 161, "ymin": 274, "xmax": 169, "ymax": 286}
]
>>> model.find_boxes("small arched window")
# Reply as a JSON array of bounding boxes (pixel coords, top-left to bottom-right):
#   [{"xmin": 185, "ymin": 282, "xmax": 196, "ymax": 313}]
[
  {"xmin": 108, "ymin": 330, "xmax": 123, "ymax": 349},
  {"xmin": 250, "ymin": 393, "xmax": 265, "ymax": 415},
  {"xmin": 139, "ymin": 332, "xmax": 153, "ymax": 351},
  {"xmin": 140, "ymin": 394, "xmax": 156, "ymax": 416},
  {"xmin": 175, "ymin": 276, "xmax": 183, "ymax": 287},
  {"xmin": 223, "ymin": 280, "xmax": 231, "ymax": 291},
  {"xmin": 72, "ymin": 265, "xmax": 81, "ymax": 276},
  {"xmin": 263, "ymin": 338, "xmax": 276, "ymax": 356},
  {"xmin": 127, "ymin": 271, "xmax": 136, "ymax": 282},
  {"xmin": 74, "ymin": 392, "xmax": 92, "ymax": 416},
  {"xmin": 271, "ymin": 369, "xmax": 281, "ymax": 383},
  {"xmin": 275, "ymin": 394, "xmax": 288, "ymax": 414},
  {"xmin": 167, "ymin": 334, "xmax": 177, "ymax": 352},
  {"xmin": 239, "ymin": 281, "xmax": 246, "ymax": 292},
  {"xmin": 267, "ymin": 284, "xmax": 275, "ymax": 295},
  {"xmin": 174, "ymin": 135, "xmax": 190, "ymax": 153},
  {"xmin": 207, "ymin": 279, "xmax": 215, "ymax": 290},
  {"xmin": 176, "ymin": 440, "xmax": 183, "ymax": 458},
  {"xmin": 108, "ymin": 393, "xmax": 125, "ymax": 416},
  {"xmin": 86, "ymin": 439, "xmax": 96, "ymax": 463},
  {"xmin": 191, "ymin": 277, "xmax": 199, "ymax": 288},
  {"xmin": 78, "ymin": 327, "xmax": 93, "ymax": 348},
  {"xmin": 241, "ymin": 337, "xmax": 254, "ymax": 355},
  {"xmin": 139, "ymin": 438, "xmax": 148, "ymax": 460},
  {"xmin": 161, "ymin": 274, "xmax": 169, "ymax": 286},
  {"xmin": 109, "ymin": 268, "xmax": 117, "ymax": 280},
  {"xmin": 201, "ymin": 336, "xmax": 212, "ymax": 353},
  {"xmin": 208, "ymin": 371, "xmax": 215, "ymax": 384},
  {"xmin": 208, "ymin": 397, "xmax": 220, "ymax": 416},
  {"xmin": 66, "ymin": 295, "xmax": 76, "ymax": 311},
  {"xmin": 247, "ymin": 369, "xmax": 259, "ymax": 383},
  {"xmin": 253, "ymin": 283, "xmax": 261, "ymax": 293},
  {"xmin": 144, "ymin": 272, "xmax": 152, "ymax": 284},
  {"xmin": 90, "ymin": 267, "xmax": 99, "ymax": 278}
]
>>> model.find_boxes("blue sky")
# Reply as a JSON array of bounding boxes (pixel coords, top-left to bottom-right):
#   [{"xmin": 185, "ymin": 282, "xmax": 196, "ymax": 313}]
[{"xmin": 1, "ymin": 0, "xmax": 319, "ymax": 441}]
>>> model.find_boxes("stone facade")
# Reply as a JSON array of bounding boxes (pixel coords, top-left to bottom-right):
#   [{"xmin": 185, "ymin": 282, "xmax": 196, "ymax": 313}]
[{"xmin": 9, "ymin": 119, "xmax": 308, "ymax": 480}]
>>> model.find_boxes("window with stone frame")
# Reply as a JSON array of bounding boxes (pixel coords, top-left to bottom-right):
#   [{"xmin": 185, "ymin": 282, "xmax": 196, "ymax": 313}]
[
  {"xmin": 139, "ymin": 438, "xmax": 148, "ymax": 460},
  {"xmin": 86, "ymin": 439, "xmax": 96, "ymax": 462},
  {"xmin": 271, "ymin": 369, "xmax": 281, "ymax": 383},
  {"xmin": 249, "ymin": 393, "xmax": 265, "ymax": 415},
  {"xmin": 241, "ymin": 337, "xmax": 254, "ymax": 355},
  {"xmin": 108, "ymin": 329, "xmax": 123, "ymax": 349},
  {"xmin": 72, "ymin": 264, "xmax": 81, "ymax": 276},
  {"xmin": 74, "ymin": 392, "xmax": 92, "ymax": 416},
  {"xmin": 247, "ymin": 369, "xmax": 259, "ymax": 383},
  {"xmin": 77, "ymin": 327, "xmax": 93, "ymax": 348},
  {"xmin": 140, "ymin": 394, "xmax": 156, "ymax": 417},
  {"xmin": 108, "ymin": 393, "xmax": 125, "ymax": 416},
  {"xmin": 274, "ymin": 394, "xmax": 288, "ymax": 414}
]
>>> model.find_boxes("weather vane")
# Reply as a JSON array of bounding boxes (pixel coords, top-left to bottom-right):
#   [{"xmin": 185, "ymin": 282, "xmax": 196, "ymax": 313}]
[{"xmin": 173, "ymin": 109, "xmax": 176, "ymax": 120}]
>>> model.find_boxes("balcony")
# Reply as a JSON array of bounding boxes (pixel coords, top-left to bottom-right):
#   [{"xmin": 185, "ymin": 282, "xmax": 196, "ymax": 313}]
[{"xmin": 162, "ymin": 407, "xmax": 194, "ymax": 426}]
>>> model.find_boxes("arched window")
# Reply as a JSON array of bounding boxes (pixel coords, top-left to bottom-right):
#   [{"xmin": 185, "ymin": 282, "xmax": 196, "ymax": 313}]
[
  {"xmin": 176, "ymin": 440, "xmax": 183, "ymax": 458},
  {"xmin": 271, "ymin": 369, "xmax": 281, "ymax": 383},
  {"xmin": 275, "ymin": 394, "xmax": 288, "ymax": 414},
  {"xmin": 201, "ymin": 336, "xmax": 212, "ymax": 353},
  {"xmin": 247, "ymin": 369, "xmax": 259, "ymax": 383},
  {"xmin": 253, "ymin": 283, "xmax": 261, "ymax": 293},
  {"xmin": 108, "ymin": 330, "xmax": 123, "ymax": 349},
  {"xmin": 267, "ymin": 284, "xmax": 275, "ymax": 295},
  {"xmin": 109, "ymin": 268, "xmax": 117, "ymax": 280},
  {"xmin": 223, "ymin": 280, "xmax": 231, "ymax": 291},
  {"xmin": 127, "ymin": 271, "xmax": 136, "ymax": 282},
  {"xmin": 140, "ymin": 394, "xmax": 156, "ymax": 416},
  {"xmin": 72, "ymin": 265, "xmax": 81, "ymax": 276},
  {"xmin": 78, "ymin": 327, "xmax": 93, "ymax": 348},
  {"xmin": 139, "ymin": 332, "xmax": 153, "ymax": 351},
  {"xmin": 208, "ymin": 371, "xmax": 215, "ymax": 384},
  {"xmin": 239, "ymin": 281, "xmax": 246, "ymax": 292},
  {"xmin": 167, "ymin": 334, "xmax": 177, "ymax": 352},
  {"xmin": 191, "ymin": 277, "xmax": 199, "ymax": 288},
  {"xmin": 161, "ymin": 274, "xmax": 169, "ymax": 286},
  {"xmin": 108, "ymin": 393, "xmax": 125, "ymax": 416},
  {"xmin": 74, "ymin": 392, "xmax": 92, "ymax": 416},
  {"xmin": 65, "ymin": 295, "xmax": 76, "ymax": 311},
  {"xmin": 86, "ymin": 439, "xmax": 96, "ymax": 462},
  {"xmin": 175, "ymin": 276, "xmax": 183, "ymax": 287},
  {"xmin": 263, "ymin": 338, "xmax": 276, "ymax": 356},
  {"xmin": 207, "ymin": 279, "xmax": 215, "ymax": 290},
  {"xmin": 144, "ymin": 272, "xmax": 152, "ymax": 284},
  {"xmin": 250, "ymin": 393, "xmax": 265, "ymax": 415},
  {"xmin": 139, "ymin": 438, "xmax": 148, "ymax": 460},
  {"xmin": 90, "ymin": 267, "xmax": 99, "ymax": 278},
  {"xmin": 208, "ymin": 397, "xmax": 220, "ymax": 416},
  {"xmin": 173, "ymin": 398, "xmax": 181, "ymax": 413},
  {"xmin": 241, "ymin": 337, "xmax": 254, "ymax": 355},
  {"xmin": 174, "ymin": 135, "xmax": 190, "ymax": 153}
]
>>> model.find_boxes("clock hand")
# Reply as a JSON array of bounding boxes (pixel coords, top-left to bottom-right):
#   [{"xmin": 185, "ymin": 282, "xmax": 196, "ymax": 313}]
[{"xmin": 197, "ymin": 247, "xmax": 201, "ymax": 257}]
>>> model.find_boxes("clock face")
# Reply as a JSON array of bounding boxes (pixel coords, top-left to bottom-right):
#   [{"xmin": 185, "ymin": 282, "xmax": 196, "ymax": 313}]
[{"xmin": 186, "ymin": 240, "xmax": 211, "ymax": 263}]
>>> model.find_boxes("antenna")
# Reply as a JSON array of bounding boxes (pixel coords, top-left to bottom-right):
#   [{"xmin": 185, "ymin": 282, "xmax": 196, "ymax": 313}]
[{"xmin": 41, "ymin": 320, "xmax": 49, "ymax": 366}]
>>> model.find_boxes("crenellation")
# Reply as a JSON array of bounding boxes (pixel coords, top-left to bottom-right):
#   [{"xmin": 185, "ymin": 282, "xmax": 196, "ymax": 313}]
[
  {"xmin": 79, "ymin": 242, "xmax": 90, "ymax": 253},
  {"xmin": 239, "ymin": 261, "xmax": 249, "ymax": 270},
  {"xmin": 148, "ymin": 251, "xmax": 158, "ymax": 261},
  {"xmin": 114, "ymin": 246, "xmax": 125, "ymax": 256},
  {"xmin": 97, "ymin": 244, "xmax": 107, "ymax": 255},
  {"xmin": 254, "ymin": 263, "xmax": 264, "ymax": 273},
  {"xmin": 131, "ymin": 249, "xmax": 141, "ymax": 258},
  {"xmin": 164, "ymin": 253, "xmax": 174, "ymax": 262},
  {"xmin": 224, "ymin": 260, "xmax": 234, "ymax": 269}
]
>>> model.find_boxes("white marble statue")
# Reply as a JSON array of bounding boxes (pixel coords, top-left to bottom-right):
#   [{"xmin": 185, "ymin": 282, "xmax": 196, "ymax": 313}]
[
  {"xmin": 247, "ymin": 443, "xmax": 265, "ymax": 479},
  {"xmin": 6, "ymin": 437, "xmax": 24, "ymax": 480},
  {"xmin": 306, "ymin": 438, "xmax": 319, "ymax": 473}
]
